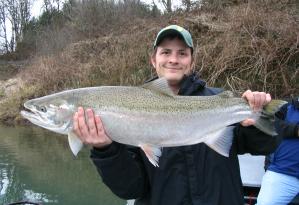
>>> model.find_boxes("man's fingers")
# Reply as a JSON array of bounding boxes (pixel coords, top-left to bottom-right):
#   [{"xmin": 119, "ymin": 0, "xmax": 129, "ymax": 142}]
[
  {"xmin": 94, "ymin": 115, "xmax": 113, "ymax": 145},
  {"xmin": 241, "ymin": 91, "xmax": 272, "ymax": 127},
  {"xmin": 241, "ymin": 90, "xmax": 251, "ymax": 99},
  {"xmin": 242, "ymin": 90, "xmax": 254, "ymax": 108},
  {"xmin": 72, "ymin": 107, "xmax": 112, "ymax": 148},
  {"xmin": 73, "ymin": 111, "xmax": 83, "ymax": 137},
  {"xmin": 241, "ymin": 118, "xmax": 256, "ymax": 127},
  {"xmin": 86, "ymin": 109, "xmax": 98, "ymax": 137},
  {"xmin": 95, "ymin": 115, "xmax": 104, "ymax": 135},
  {"xmin": 77, "ymin": 107, "xmax": 90, "ymax": 139},
  {"xmin": 242, "ymin": 90, "xmax": 271, "ymax": 112},
  {"xmin": 253, "ymin": 92, "xmax": 263, "ymax": 112},
  {"xmin": 266, "ymin": 93, "xmax": 271, "ymax": 104}
]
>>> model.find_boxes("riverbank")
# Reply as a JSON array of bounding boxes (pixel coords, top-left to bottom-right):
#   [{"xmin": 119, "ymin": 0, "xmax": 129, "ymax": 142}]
[
  {"xmin": 0, "ymin": 60, "xmax": 29, "ymax": 125},
  {"xmin": 0, "ymin": 1, "xmax": 298, "ymax": 126}
]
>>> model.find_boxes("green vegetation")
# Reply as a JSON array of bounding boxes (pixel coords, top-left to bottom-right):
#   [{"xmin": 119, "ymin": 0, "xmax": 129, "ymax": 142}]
[{"xmin": 0, "ymin": 0, "xmax": 298, "ymax": 125}]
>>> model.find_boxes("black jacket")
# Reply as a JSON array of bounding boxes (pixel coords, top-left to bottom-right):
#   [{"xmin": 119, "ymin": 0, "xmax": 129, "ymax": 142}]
[{"xmin": 90, "ymin": 74, "xmax": 280, "ymax": 205}]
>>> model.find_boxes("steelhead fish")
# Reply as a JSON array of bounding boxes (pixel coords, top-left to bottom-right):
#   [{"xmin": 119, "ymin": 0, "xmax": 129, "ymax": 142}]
[{"xmin": 20, "ymin": 78, "xmax": 286, "ymax": 166}]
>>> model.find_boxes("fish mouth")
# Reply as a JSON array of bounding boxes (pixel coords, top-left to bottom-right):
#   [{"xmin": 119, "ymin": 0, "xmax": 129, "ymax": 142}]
[
  {"xmin": 21, "ymin": 102, "xmax": 42, "ymax": 121},
  {"xmin": 20, "ymin": 102, "xmax": 54, "ymax": 128},
  {"xmin": 20, "ymin": 102, "xmax": 71, "ymax": 135},
  {"xmin": 20, "ymin": 108, "xmax": 49, "ymax": 127}
]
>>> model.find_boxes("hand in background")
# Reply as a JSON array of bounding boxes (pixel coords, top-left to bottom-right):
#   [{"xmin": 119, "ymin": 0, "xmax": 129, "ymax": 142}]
[{"xmin": 241, "ymin": 90, "xmax": 272, "ymax": 127}]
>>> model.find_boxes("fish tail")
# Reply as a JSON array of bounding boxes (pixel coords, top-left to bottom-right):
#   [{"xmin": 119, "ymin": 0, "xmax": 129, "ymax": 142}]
[
  {"xmin": 262, "ymin": 100, "xmax": 287, "ymax": 116},
  {"xmin": 204, "ymin": 126, "xmax": 235, "ymax": 157},
  {"xmin": 254, "ymin": 100, "xmax": 287, "ymax": 136}
]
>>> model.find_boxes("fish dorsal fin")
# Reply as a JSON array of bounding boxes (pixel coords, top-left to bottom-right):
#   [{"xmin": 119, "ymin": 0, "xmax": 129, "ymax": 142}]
[
  {"xmin": 142, "ymin": 78, "xmax": 174, "ymax": 97},
  {"xmin": 217, "ymin": 90, "xmax": 235, "ymax": 98}
]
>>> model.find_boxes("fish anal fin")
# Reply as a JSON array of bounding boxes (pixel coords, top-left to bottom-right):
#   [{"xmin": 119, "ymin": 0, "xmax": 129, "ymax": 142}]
[
  {"xmin": 140, "ymin": 144, "xmax": 162, "ymax": 167},
  {"xmin": 68, "ymin": 130, "xmax": 83, "ymax": 156},
  {"xmin": 204, "ymin": 126, "xmax": 234, "ymax": 157}
]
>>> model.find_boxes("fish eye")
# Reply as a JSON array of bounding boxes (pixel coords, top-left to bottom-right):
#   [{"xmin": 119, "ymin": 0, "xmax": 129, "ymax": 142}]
[{"xmin": 38, "ymin": 106, "xmax": 47, "ymax": 112}]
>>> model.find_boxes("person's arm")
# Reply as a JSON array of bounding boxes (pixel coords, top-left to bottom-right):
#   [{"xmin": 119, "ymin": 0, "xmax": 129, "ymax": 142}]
[
  {"xmin": 90, "ymin": 142, "xmax": 150, "ymax": 199},
  {"xmin": 233, "ymin": 124, "xmax": 281, "ymax": 155},
  {"xmin": 73, "ymin": 107, "xmax": 149, "ymax": 199},
  {"xmin": 274, "ymin": 103, "xmax": 299, "ymax": 138},
  {"xmin": 235, "ymin": 90, "xmax": 281, "ymax": 155}
]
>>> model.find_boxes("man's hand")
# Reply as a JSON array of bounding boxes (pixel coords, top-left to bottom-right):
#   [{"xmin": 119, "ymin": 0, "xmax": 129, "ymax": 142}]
[
  {"xmin": 241, "ymin": 90, "xmax": 272, "ymax": 127},
  {"xmin": 73, "ymin": 107, "xmax": 112, "ymax": 148}
]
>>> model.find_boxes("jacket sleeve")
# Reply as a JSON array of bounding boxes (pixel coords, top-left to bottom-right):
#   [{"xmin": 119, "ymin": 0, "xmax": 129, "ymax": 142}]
[
  {"xmin": 274, "ymin": 103, "xmax": 299, "ymax": 138},
  {"xmin": 90, "ymin": 142, "xmax": 149, "ymax": 199},
  {"xmin": 233, "ymin": 124, "xmax": 282, "ymax": 155}
]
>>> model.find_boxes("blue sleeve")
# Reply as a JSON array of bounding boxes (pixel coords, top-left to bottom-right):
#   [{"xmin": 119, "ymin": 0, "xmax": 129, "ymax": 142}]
[{"xmin": 274, "ymin": 103, "xmax": 299, "ymax": 138}]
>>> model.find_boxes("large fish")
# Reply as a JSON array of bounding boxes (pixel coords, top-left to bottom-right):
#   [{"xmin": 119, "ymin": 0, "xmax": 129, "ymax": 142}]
[{"xmin": 20, "ymin": 78, "xmax": 286, "ymax": 166}]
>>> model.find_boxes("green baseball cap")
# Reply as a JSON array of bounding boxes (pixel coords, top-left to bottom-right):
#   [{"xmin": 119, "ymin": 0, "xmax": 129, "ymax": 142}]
[{"xmin": 153, "ymin": 25, "xmax": 193, "ymax": 49}]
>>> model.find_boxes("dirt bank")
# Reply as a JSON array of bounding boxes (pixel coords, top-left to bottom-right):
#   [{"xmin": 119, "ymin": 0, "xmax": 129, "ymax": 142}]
[
  {"xmin": 0, "ymin": 60, "xmax": 27, "ymax": 99},
  {"xmin": 0, "ymin": 60, "xmax": 28, "ymax": 125}
]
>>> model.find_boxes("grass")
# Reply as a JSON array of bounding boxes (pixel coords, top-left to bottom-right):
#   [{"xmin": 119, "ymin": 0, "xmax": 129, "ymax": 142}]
[
  {"xmin": 0, "ymin": 87, "xmax": 5, "ymax": 98},
  {"xmin": 0, "ymin": 63, "xmax": 19, "ymax": 81}
]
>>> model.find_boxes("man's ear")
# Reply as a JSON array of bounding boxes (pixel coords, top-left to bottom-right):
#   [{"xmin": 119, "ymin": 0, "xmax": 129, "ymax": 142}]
[
  {"xmin": 150, "ymin": 55, "xmax": 156, "ymax": 68},
  {"xmin": 191, "ymin": 56, "xmax": 195, "ymax": 70}
]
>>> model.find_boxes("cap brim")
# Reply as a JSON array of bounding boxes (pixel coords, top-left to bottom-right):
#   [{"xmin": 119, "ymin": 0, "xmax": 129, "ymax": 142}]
[{"xmin": 154, "ymin": 29, "xmax": 192, "ymax": 48}]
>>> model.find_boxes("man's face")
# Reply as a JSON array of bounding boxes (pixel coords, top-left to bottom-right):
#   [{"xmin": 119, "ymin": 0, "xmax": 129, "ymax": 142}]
[{"xmin": 151, "ymin": 37, "xmax": 193, "ymax": 85}]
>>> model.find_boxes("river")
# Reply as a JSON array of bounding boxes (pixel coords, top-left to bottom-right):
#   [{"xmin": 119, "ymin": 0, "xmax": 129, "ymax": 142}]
[{"xmin": 0, "ymin": 125, "xmax": 125, "ymax": 205}]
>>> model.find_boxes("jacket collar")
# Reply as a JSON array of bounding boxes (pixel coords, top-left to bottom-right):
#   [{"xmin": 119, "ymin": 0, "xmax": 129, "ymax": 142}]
[{"xmin": 178, "ymin": 73, "xmax": 206, "ymax": 95}]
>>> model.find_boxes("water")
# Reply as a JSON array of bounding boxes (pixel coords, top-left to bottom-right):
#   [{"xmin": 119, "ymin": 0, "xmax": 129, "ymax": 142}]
[{"xmin": 0, "ymin": 125, "xmax": 125, "ymax": 205}]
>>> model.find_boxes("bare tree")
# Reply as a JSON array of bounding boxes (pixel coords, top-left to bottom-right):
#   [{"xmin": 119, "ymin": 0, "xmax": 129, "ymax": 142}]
[
  {"xmin": 0, "ymin": 0, "xmax": 9, "ymax": 53},
  {"xmin": 20, "ymin": 0, "xmax": 31, "ymax": 32},
  {"xmin": 182, "ymin": 0, "xmax": 191, "ymax": 11},
  {"xmin": 0, "ymin": 0, "xmax": 31, "ymax": 52},
  {"xmin": 43, "ymin": 0, "xmax": 53, "ymax": 12},
  {"xmin": 160, "ymin": 0, "xmax": 172, "ymax": 12},
  {"xmin": 43, "ymin": 0, "xmax": 63, "ymax": 12},
  {"xmin": 54, "ymin": 0, "xmax": 62, "ymax": 10}
]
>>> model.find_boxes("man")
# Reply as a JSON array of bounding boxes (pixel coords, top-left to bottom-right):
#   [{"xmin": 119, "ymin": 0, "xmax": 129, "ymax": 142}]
[{"xmin": 73, "ymin": 25, "xmax": 278, "ymax": 205}]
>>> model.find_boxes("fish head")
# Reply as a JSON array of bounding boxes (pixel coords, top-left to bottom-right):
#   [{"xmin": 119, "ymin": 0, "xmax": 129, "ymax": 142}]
[{"xmin": 20, "ymin": 93, "xmax": 76, "ymax": 135}]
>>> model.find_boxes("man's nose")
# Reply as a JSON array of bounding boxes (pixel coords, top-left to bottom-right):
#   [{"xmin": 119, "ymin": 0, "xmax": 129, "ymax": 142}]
[{"xmin": 168, "ymin": 54, "xmax": 179, "ymax": 64}]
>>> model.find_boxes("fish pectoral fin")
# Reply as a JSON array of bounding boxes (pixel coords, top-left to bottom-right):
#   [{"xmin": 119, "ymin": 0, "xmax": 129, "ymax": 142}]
[
  {"xmin": 141, "ymin": 78, "xmax": 174, "ymax": 97},
  {"xmin": 68, "ymin": 130, "xmax": 83, "ymax": 156},
  {"xmin": 204, "ymin": 126, "xmax": 235, "ymax": 157},
  {"xmin": 139, "ymin": 144, "xmax": 162, "ymax": 167}
]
